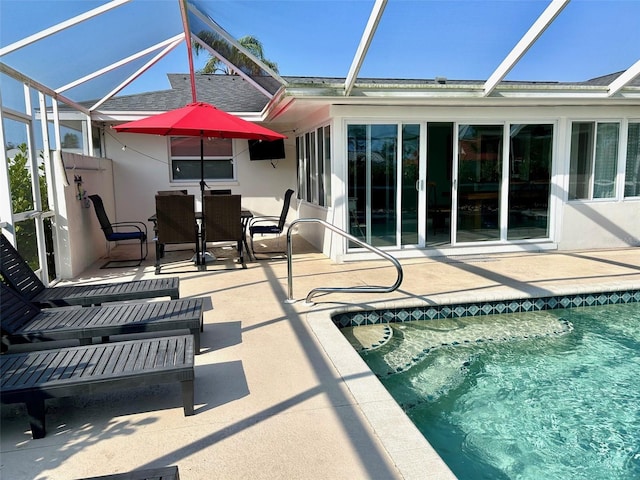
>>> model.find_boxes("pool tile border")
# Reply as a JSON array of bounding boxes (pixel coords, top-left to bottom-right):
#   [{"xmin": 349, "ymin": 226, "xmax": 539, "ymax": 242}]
[
  {"xmin": 332, "ymin": 289, "xmax": 640, "ymax": 327},
  {"xmin": 312, "ymin": 284, "xmax": 640, "ymax": 480}
]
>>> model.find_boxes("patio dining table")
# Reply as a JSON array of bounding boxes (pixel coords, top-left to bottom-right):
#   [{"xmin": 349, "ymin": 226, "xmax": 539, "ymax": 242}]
[{"xmin": 148, "ymin": 209, "xmax": 254, "ymax": 263}]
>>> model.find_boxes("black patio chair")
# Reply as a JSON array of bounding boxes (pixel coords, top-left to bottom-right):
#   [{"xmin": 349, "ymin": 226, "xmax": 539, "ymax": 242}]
[
  {"xmin": 157, "ymin": 189, "xmax": 188, "ymax": 195},
  {"xmin": 205, "ymin": 189, "xmax": 232, "ymax": 195},
  {"xmin": 154, "ymin": 194, "xmax": 199, "ymax": 274},
  {"xmin": 249, "ymin": 189, "xmax": 295, "ymax": 260},
  {"xmin": 88, "ymin": 194, "xmax": 148, "ymax": 268},
  {"xmin": 203, "ymin": 194, "xmax": 245, "ymax": 269}
]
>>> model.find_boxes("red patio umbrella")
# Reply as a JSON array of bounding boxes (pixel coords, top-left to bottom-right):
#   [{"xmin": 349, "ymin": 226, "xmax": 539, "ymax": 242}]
[{"xmin": 114, "ymin": 101, "xmax": 287, "ymax": 267}]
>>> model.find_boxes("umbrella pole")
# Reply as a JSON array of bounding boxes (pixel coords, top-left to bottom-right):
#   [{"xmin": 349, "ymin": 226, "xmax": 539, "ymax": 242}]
[{"xmin": 199, "ymin": 133, "xmax": 206, "ymax": 269}]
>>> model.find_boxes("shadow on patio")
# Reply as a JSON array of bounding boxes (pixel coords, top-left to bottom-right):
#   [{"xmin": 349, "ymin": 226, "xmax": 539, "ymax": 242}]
[{"xmin": 2, "ymin": 240, "xmax": 640, "ymax": 479}]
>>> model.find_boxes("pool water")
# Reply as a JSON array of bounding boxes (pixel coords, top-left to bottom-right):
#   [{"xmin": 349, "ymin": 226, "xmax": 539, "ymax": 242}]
[{"xmin": 355, "ymin": 302, "xmax": 640, "ymax": 480}]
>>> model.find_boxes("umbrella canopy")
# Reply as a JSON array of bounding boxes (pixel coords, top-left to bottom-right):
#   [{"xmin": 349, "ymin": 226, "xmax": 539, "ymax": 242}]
[
  {"xmin": 113, "ymin": 102, "xmax": 287, "ymax": 268},
  {"xmin": 114, "ymin": 102, "xmax": 286, "ymax": 140}
]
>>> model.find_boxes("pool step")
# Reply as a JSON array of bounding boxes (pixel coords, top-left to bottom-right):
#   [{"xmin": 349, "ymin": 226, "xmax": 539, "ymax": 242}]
[
  {"xmin": 349, "ymin": 311, "xmax": 573, "ymax": 375},
  {"xmin": 342, "ymin": 323, "xmax": 393, "ymax": 351}
]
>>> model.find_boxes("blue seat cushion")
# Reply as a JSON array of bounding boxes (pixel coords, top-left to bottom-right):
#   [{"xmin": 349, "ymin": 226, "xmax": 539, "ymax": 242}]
[
  {"xmin": 250, "ymin": 225, "xmax": 281, "ymax": 235},
  {"xmin": 107, "ymin": 232, "xmax": 146, "ymax": 241}
]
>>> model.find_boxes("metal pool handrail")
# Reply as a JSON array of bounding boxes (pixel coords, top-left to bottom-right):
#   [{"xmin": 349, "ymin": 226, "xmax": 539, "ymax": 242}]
[{"xmin": 286, "ymin": 218, "xmax": 403, "ymax": 304}]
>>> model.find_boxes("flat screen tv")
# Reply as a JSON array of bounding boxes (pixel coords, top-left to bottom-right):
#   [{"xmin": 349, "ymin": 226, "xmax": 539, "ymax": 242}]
[{"xmin": 248, "ymin": 139, "xmax": 286, "ymax": 161}]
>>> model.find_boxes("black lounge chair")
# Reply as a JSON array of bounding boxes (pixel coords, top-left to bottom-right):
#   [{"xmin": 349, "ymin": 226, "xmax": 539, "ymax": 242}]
[
  {"xmin": 203, "ymin": 194, "xmax": 245, "ymax": 269},
  {"xmin": 0, "ymin": 282, "xmax": 204, "ymax": 353},
  {"xmin": 249, "ymin": 189, "xmax": 295, "ymax": 259},
  {"xmin": 88, "ymin": 194, "xmax": 148, "ymax": 268},
  {"xmin": 1, "ymin": 233, "xmax": 180, "ymax": 307},
  {"xmin": 77, "ymin": 465, "xmax": 180, "ymax": 480},
  {"xmin": 1, "ymin": 335, "xmax": 194, "ymax": 439}
]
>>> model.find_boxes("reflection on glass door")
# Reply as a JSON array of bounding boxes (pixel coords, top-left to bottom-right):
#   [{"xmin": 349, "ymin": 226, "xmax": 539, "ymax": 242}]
[
  {"xmin": 457, "ymin": 125, "xmax": 503, "ymax": 242},
  {"xmin": 401, "ymin": 124, "xmax": 419, "ymax": 245},
  {"xmin": 426, "ymin": 123, "xmax": 453, "ymax": 246},
  {"xmin": 347, "ymin": 124, "xmax": 397, "ymax": 247},
  {"xmin": 508, "ymin": 124, "xmax": 552, "ymax": 239}
]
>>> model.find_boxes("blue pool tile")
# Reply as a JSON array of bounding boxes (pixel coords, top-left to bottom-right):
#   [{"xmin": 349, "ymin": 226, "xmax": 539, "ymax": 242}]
[
  {"xmin": 425, "ymin": 308, "xmax": 438, "ymax": 319},
  {"xmin": 334, "ymin": 289, "xmax": 640, "ymax": 327}
]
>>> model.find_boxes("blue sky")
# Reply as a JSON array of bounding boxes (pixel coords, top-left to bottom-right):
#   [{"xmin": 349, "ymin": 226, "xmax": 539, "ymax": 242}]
[{"xmin": 1, "ymin": 0, "xmax": 639, "ymax": 99}]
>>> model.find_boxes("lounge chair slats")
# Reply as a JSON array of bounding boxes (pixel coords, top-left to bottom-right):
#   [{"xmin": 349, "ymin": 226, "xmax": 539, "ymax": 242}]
[
  {"xmin": 1, "ymin": 234, "xmax": 179, "ymax": 307},
  {"xmin": 1, "ymin": 336, "xmax": 195, "ymax": 438},
  {"xmin": 30, "ymin": 278, "xmax": 180, "ymax": 307},
  {"xmin": 1, "ymin": 283, "xmax": 204, "ymax": 353},
  {"xmin": 76, "ymin": 465, "xmax": 180, "ymax": 480}
]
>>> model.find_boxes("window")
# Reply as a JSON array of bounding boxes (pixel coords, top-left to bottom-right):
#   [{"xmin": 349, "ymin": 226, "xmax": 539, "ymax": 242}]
[
  {"xmin": 625, "ymin": 122, "xmax": 640, "ymax": 197},
  {"xmin": 170, "ymin": 136, "xmax": 234, "ymax": 181},
  {"xmin": 569, "ymin": 122, "xmax": 619, "ymax": 200},
  {"xmin": 296, "ymin": 125, "xmax": 331, "ymax": 206}
]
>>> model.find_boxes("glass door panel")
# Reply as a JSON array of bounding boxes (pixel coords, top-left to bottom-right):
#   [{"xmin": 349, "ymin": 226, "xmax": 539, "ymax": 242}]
[
  {"xmin": 508, "ymin": 124, "xmax": 553, "ymax": 240},
  {"xmin": 370, "ymin": 125, "xmax": 397, "ymax": 246},
  {"xmin": 348, "ymin": 125, "xmax": 368, "ymax": 243},
  {"xmin": 347, "ymin": 124, "xmax": 397, "ymax": 247},
  {"xmin": 457, "ymin": 125, "xmax": 502, "ymax": 242},
  {"xmin": 426, "ymin": 123, "xmax": 453, "ymax": 246},
  {"xmin": 401, "ymin": 124, "xmax": 419, "ymax": 245}
]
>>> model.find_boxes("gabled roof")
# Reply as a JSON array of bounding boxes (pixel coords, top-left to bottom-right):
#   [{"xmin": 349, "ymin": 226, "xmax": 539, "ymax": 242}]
[{"xmin": 96, "ymin": 74, "xmax": 280, "ymax": 113}]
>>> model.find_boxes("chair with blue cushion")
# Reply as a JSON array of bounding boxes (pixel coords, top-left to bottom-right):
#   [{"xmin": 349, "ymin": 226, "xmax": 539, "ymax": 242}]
[
  {"xmin": 248, "ymin": 189, "xmax": 294, "ymax": 260},
  {"xmin": 88, "ymin": 194, "xmax": 148, "ymax": 268}
]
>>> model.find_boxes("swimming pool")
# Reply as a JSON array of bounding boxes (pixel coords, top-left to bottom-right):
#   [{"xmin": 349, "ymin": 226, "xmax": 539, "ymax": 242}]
[{"xmin": 337, "ymin": 290, "xmax": 640, "ymax": 480}]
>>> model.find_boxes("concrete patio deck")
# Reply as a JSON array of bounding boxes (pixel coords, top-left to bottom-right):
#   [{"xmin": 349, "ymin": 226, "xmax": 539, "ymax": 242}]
[{"xmin": 2, "ymin": 239, "xmax": 640, "ymax": 480}]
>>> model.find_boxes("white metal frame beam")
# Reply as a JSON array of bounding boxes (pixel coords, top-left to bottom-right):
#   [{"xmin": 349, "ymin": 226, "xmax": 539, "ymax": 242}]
[
  {"xmin": 608, "ymin": 59, "xmax": 640, "ymax": 96},
  {"xmin": 57, "ymin": 34, "xmax": 185, "ymax": 94},
  {"xmin": 89, "ymin": 34, "xmax": 185, "ymax": 111},
  {"xmin": 0, "ymin": 62, "xmax": 89, "ymax": 114},
  {"xmin": 483, "ymin": 0, "xmax": 570, "ymax": 97},
  {"xmin": 0, "ymin": 0, "xmax": 132, "ymax": 57},
  {"xmin": 344, "ymin": 0, "xmax": 387, "ymax": 97}
]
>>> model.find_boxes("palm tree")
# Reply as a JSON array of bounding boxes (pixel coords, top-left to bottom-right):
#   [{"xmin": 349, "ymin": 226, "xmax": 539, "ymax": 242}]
[{"xmin": 194, "ymin": 32, "xmax": 278, "ymax": 75}]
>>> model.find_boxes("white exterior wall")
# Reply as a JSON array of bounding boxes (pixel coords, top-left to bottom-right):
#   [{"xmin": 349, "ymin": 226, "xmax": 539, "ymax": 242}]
[
  {"xmin": 56, "ymin": 153, "xmax": 115, "ymax": 278},
  {"xmin": 559, "ymin": 202, "xmax": 640, "ymax": 249},
  {"xmin": 320, "ymin": 103, "xmax": 640, "ymax": 260},
  {"xmin": 103, "ymin": 127, "xmax": 298, "ymax": 237}
]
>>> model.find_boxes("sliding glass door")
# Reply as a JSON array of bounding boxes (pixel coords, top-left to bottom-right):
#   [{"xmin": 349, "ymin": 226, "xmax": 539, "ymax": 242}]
[
  {"xmin": 346, "ymin": 120, "xmax": 553, "ymax": 251},
  {"xmin": 455, "ymin": 123, "xmax": 553, "ymax": 243}
]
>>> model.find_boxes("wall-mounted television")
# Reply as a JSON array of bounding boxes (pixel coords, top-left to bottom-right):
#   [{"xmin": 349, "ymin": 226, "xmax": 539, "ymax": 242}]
[{"xmin": 248, "ymin": 139, "xmax": 286, "ymax": 161}]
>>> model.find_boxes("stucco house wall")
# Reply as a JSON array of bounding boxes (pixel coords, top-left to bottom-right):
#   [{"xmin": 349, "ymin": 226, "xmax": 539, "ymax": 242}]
[
  {"xmin": 102, "ymin": 129, "xmax": 298, "ymax": 240},
  {"xmin": 55, "ymin": 153, "xmax": 115, "ymax": 278}
]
